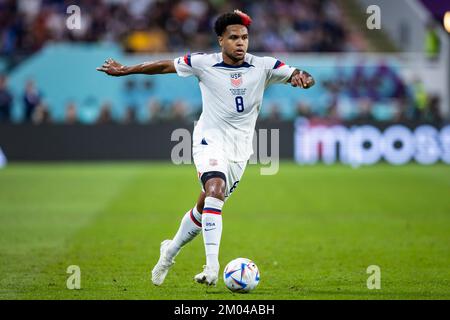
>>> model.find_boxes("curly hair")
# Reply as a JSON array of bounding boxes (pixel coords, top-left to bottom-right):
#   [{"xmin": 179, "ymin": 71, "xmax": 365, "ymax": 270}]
[{"xmin": 214, "ymin": 10, "xmax": 252, "ymax": 36}]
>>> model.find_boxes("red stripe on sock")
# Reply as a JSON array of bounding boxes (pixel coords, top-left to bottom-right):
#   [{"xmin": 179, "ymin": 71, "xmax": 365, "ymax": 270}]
[
  {"xmin": 189, "ymin": 209, "xmax": 202, "ymax": 227},
  {"xmin": 202, "ymin": 209, "xmax": 222, "ymax": 215}
]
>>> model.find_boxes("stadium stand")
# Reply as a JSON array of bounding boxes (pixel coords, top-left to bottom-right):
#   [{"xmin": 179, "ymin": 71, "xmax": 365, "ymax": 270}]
[
  {"xmin": 0, "ymin": 0, "xmax": 448, "ymax": 124},
  {"xmin": 0, "ymin": 0, "xmax": 367, "ymax": 57}
]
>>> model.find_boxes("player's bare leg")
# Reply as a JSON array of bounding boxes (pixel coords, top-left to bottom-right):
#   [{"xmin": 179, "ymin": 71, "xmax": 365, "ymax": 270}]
[
  {"xmin": 151, "ymin": 192, "xmax": 205, "ymax": 286},
  {"xmin": 194, "ymin": 177, "xmax": 225, "ymax": 286}
]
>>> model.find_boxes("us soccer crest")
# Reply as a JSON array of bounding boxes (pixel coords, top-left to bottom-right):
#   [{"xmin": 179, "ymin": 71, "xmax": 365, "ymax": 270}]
[{"xmin": 230, "ymin": 72, "xmax": 243, "ymax": 87}]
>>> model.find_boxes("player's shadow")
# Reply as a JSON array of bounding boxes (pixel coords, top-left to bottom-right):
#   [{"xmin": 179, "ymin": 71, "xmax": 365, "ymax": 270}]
[{"xmin": 204, "ymin": 287, "xmax": 273, "ymax": 296}]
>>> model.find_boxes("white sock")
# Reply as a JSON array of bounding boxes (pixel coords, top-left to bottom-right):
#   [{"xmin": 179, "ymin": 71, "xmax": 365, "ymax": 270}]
[
  {"xmin": 166, "ymin": 206, "xmax": 202, "ymax": 260},
  {"xmin": 202, "ymin": 197, "xmax": 224, "ymax": 268}
]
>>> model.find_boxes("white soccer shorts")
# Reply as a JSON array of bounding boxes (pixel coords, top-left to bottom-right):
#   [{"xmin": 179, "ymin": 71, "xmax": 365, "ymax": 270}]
[{"xmin": 193, "ymin": 144, "xmax": 247, "ymax": 201}]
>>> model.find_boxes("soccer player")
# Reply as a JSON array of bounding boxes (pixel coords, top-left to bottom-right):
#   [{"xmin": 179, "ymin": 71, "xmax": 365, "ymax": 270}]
[{"xmin": 97, "ymin": 10, "xmax": 315, "ymax": 286}]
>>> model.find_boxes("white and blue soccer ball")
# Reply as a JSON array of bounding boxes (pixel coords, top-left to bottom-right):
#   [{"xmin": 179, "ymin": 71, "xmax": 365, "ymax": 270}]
[{"xmin": 223, "ymin": 258, "xmax": 260, "ymax": 293}]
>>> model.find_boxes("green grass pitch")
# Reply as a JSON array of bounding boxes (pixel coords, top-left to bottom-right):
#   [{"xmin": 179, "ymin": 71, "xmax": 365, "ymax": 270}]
[{"xmin": 0, "ymin": 162, "xmax": 449, "ymax": 300}]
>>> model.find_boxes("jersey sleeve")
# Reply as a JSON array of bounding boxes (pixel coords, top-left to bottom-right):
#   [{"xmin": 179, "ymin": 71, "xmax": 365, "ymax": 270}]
[
  {"xmin": 173, "ymin": 53, "xmax": 204, "ymax": 78},
  {"xmin": 264, "ymin": 56, "xmax": 297, "ymax": 86}
]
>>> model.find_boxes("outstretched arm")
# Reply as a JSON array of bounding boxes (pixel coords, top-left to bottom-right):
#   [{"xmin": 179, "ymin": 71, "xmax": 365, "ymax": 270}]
[
  {"xmin": 96, "ymin": 58, "xmax": 176, "ymax": 76},
  {"xmin": 289, "ymin": 69, "xmax": 315, "ymax": 89}
]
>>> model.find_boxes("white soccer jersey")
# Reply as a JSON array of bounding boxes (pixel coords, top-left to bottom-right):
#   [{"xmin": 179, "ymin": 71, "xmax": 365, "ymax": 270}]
[{"xmin": 173, "ymin": 52, "xmax": 296, "ymax": 162}]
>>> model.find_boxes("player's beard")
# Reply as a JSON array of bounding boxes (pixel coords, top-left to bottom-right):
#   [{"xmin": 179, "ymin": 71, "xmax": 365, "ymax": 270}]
[
  {"xmin": 226, "ymin": 49, "xmax": 246, "ymax": 63},
  {"xmin": 234, "ymin": 49, "xmax": 246, "ymax": 59}
]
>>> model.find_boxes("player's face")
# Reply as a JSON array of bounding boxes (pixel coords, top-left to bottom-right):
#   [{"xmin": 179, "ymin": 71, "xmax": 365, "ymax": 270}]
[{"xmin": 219, "ymin": 25, "xmax": 249, "ymax": 62}]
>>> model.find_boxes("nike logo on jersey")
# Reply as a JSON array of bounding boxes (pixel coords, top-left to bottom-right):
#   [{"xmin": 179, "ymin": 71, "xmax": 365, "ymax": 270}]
[{"xmin": 204, "ymin": 228, "xmax": 217, "ymax": 232}]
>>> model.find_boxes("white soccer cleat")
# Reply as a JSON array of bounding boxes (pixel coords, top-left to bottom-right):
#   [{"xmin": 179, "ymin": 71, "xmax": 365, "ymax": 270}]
[
  {"xmin": 194, "ymin": 265, "xmax": 220, "ymax": 286},
  {"xmin": 151, "ymin": 240, "xmax": 175, "ymax": 286}
]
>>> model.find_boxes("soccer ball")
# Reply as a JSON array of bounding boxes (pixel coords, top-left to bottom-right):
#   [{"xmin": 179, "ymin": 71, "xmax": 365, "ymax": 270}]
[{"xmin": 223, "ymin": 258, "xmax": 260, "ymax": 293}]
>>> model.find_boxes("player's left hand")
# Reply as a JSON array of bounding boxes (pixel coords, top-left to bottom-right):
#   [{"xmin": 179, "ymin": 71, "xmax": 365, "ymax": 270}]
[{"xmin": 291, "ymin": 70, "xmax": 315, "ymax": 89}]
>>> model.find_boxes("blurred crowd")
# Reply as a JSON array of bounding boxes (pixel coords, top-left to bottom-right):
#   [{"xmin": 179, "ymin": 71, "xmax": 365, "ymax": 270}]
[
  {"xmin": 0, "ymin": 0, "xmax": 367, "ymax": 57},
  {"xmin": 0, "ymin": 73, "xmax": 202, "ymax": 124},
  {"xmin": 0, "ymin": 0, "xmax": 445, "ymax": 125},
  {"xmin": 0, "ymin": 66, "xmax": 444, "ymax": 125},
  {"xmin": 293, "ymin": 63, "xmax": 444, "ymax": 124}
]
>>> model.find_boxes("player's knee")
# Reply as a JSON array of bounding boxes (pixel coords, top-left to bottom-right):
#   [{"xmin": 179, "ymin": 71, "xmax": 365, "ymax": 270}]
[
  {"xmin": 201, "ymin": 171, "xmax": 226, "ymax": 201},
  {"xmin": 205, "ymin": 179, "xmax": 225, "ymax": 200}
]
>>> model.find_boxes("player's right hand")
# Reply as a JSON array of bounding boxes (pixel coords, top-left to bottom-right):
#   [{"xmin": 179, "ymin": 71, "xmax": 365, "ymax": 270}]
[{"xmin": 96, "ymin": 58, "xmax": 125, "ymax": 76}]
